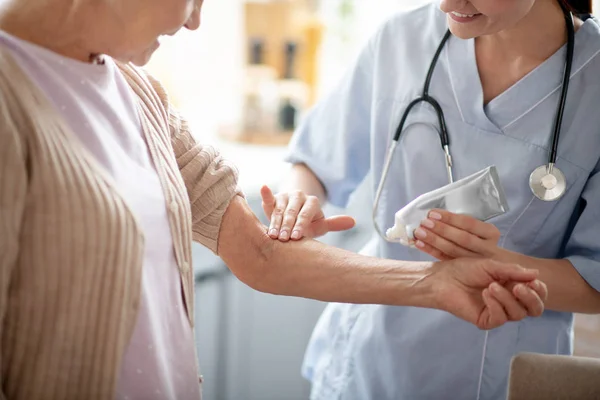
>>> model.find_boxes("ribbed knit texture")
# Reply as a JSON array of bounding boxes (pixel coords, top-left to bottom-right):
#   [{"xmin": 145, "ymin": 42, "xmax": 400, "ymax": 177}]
[{"xmin": 0, "ymin": 48, "xmax": 240, "ymax": 399}]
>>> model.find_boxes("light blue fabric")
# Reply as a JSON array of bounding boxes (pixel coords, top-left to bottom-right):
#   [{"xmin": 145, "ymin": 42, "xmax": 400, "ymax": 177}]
[{"xmin": 286, "ymin": 3, "xmax": 600, "ymax": 400}]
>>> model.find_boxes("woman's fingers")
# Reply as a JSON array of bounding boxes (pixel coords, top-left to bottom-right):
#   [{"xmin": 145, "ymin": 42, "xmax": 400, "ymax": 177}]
[
  {"xmin": 482, "ymin": 288, "xmax": 508, "ymax": 329},
  {"xmin": 488, "ymin": 282, "xmax": 528, "ymax": 321},
  {"xmin": 527, "ymin": 280, "xmax": 548, "ymax": 302},
  {"xmin": 485, "ymin": 261, "xmax": 539, "ymax": 283},
  {"xmin": 514, "ymin": 282, "xmax": 546, "ymax": 317}
]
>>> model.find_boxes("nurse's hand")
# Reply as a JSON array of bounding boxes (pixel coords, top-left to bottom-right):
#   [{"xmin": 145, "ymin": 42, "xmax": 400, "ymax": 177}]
[
  {"xmin": 260, "ymin": 185, "xmax": 355, "ymax": 241},
  {"xmin": 413, "ymin": 209, "xmax": 506, "ymax": 261},
  {"xmin": 435, "ymin": 258, "xmax": 547, "ymax": 329}
]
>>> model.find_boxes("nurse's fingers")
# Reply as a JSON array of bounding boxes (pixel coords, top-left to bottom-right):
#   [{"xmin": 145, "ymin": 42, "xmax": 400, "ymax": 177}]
[
  {"xmin": 429, "ymin": 210, "xmax": 500, "ymax": 240},
  {"xmin": 260, "ymin": 185, "xmax": 276, "ymax": 219},
  {"xmin": 488, "ymin": 282, "xmax": 528, "ymax": 321},
  {"xmin": 513, "ymin": 283, "xmax": 545, "ymax": 317},
  {"xmin": 290, "ymin": 196, "xmax": 323, "ymax": 240},
  {"xmin": 414, "ymin": 227, "xmax": 476, "ymax": 259},
  {"xmin": 324, "ymin": 215, "xmax": 356, "ymax": 233},
  {"xmin": 278, "ymin": 191, "xmax": 307, "ymax": 241},
  {"xmin": 420, "ymin": 219, "xmax": 490, "ymax": 255},
  {"xmin": 267, "ymin": 191, "xmax": 289, "ymax": 239},
  {"xmin": 482, "ymin": 288, "xmax": 508, "ymax": 329}
]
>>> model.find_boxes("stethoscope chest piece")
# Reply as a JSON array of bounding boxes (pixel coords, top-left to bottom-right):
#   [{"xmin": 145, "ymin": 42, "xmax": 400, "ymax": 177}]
[{"xmin": 529, "ymin": 164, "xmax": 567, "ymax": 201}]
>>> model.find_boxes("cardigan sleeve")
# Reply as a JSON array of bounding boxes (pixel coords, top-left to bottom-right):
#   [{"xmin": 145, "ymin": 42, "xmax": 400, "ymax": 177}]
[
  {"xmin": 0, "ymin": 110, "xmax": 27, "ymax": 396},
  {"xmin": 145, "ymin": 74, "xmax": 244, "ymax": 254}
]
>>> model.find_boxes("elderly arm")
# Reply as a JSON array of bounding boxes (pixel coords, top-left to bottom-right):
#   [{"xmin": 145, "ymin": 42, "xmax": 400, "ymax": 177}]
[
  {"xmin": 216, "ymin": 196, "xmax": 547, "ymax": 330},
  {"xmin": 219, "ymin": 196, "xmax": 435, "ymax": 305}
]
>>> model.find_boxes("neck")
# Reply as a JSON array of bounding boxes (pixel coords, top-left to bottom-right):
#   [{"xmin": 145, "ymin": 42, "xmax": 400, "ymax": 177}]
[
  {"xmin": 0, "ymin": 0, "xmax": 104, "ymax": 63},
  {"xmin": 476, "ymin": 0, "xmax": 577, "ymax": 63}
]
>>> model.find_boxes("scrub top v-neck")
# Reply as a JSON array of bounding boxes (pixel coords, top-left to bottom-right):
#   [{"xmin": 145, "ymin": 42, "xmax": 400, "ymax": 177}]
[{"xmin": 446, "ymin": 17, "xmax": 600, "ymax": 135}]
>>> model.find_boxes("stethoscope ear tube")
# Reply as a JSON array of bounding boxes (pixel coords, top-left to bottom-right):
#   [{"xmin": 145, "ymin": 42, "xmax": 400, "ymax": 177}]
[
  {"xmin": 392, "ymin": 98, "xmax": 424, "ymax": 142},
  {"xmin": 549, "ymin": 6, "xmax": 575, "ymax": 166},
  {"xmin": 372, "ymin": 141, "xmax": 401, "ymax": 242}
]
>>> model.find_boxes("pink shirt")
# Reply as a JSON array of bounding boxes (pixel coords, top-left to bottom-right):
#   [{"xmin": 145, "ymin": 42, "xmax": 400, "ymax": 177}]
[{"xmin": 0, "ymin": 31, "xmax": 201, "ymax": 400}]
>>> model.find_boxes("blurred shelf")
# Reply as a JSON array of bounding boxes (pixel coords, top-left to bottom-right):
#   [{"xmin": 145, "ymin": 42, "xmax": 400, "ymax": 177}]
[{"xmin": 218, "ymin": 126, "xmax": 294, "ymax": 146}]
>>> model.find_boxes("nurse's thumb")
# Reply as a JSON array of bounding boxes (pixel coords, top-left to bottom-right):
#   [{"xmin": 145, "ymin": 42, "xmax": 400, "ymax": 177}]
[
  {"xmin": 324, "ymin": 215, "xmax": 356, "ymax": 232},
  {"xmin": 261, "ymin": 185, "xmax": 276, "ymax": 205},
  {"xmin": 260, "ymin": 185, "xmax": 276, "ymax": 216}
]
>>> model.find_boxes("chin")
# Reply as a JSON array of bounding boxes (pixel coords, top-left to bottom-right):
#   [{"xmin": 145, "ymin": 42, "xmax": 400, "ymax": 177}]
[
  {"xmin": 447, "ymin": 20, "xmax": 480, "ymax": 39},
  {"xmin": 112, "ymin": 43, "xmax": 158, "ymax": 66},
  {"xmin": 117, "ymin": 50, "xmax": 155, "ymax": 67},
  {"xmin": 130, "ymin": 54, "xmax": 154, "ymax": 66},
  {"xmin": 132, "ymin": 49, "xmax": 156, "ymax": 66},
  {"xmin": 449, "ymin": 29, "xmax": 477, "ymax": 40}
]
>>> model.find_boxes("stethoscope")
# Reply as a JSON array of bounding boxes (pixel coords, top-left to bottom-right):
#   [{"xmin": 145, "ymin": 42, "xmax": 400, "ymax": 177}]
[{"xmin": 373, "ymin": 5, "xmax": 575, "ymax": 241}]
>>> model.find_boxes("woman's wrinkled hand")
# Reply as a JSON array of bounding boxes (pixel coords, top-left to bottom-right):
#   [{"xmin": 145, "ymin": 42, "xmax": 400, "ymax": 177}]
[
  {"xmin": 432, "ymin": 258, "xmax": 548, "ymax": 330},
  {"xmin": 260, "ymin": 186, "xmax": 356, "ymax": 241},
  {"xmin": 415, "ymin": 209, "xmax": 548, "ymax": 320}
]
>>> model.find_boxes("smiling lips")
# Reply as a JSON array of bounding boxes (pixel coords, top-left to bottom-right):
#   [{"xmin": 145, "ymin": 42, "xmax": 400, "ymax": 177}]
[{"xmin": 449, "ymin": 10, "xmax": 482, "ymax": 22}]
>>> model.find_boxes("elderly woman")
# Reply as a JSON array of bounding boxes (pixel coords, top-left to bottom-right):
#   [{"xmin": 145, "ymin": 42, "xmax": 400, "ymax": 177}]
[{"xmin": 0, "ymin": 0, "xmax": 547, "ymax": 399}]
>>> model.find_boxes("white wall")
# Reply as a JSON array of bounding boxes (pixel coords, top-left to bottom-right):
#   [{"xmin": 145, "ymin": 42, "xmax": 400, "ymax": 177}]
[{"xmin": 146, "ymin": 0, "xmax": 245, "ymax": 140}]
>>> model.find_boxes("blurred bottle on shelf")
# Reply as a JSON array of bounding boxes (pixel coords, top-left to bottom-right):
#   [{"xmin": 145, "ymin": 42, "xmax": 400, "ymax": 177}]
[
  {"xmin": 277, "ymin": 40, "xmax": 308, "ymax": 133},
  {"xmin": 219, "ymin": 0, "xmax": 323, "ymax": 145},
  {"xmin": 299, "ymin": 0, "xmax": 324, "ymax": 107},
  {"xmin": 242, "ymin": 38, "xmax": 278, "ymax": 134}
]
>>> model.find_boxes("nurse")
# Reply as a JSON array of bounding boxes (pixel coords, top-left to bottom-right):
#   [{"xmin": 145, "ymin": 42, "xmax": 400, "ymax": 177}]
[{"xmin": 262, "ymin": 0, "xmax": 600, "ymax": 399}]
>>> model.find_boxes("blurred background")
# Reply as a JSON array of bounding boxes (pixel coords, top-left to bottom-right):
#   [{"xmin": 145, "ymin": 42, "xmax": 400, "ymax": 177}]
[{"xmin": 145, "ymin": 1, "xmax": 600, "ymax": 399}]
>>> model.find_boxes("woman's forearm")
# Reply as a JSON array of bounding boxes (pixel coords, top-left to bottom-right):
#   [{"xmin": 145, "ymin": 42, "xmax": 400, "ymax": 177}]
[
  {"xmin": 252, "ymin": 234, "xmax": 436, "ymax": 307},
  {"xmin": 501, "ymin": 251, "xmax": 600, "ymax": 313},
  {"xmin": 218, "ymin": 196, "xmax": 437, "ymax": 308},
  {"xmin": 218, "ymin": 196, "xmax": 548, "ymax": 330}
]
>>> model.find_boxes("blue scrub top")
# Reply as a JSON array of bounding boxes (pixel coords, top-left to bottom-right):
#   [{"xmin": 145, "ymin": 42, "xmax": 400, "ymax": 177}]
[{"xmin": 286, "ymin": 3, "xmax": 600, "ymax": 400}]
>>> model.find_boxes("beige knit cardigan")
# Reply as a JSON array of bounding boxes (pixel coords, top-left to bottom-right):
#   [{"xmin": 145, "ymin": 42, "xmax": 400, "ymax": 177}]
[{"xmin": 0, "ymin": 48, "xmax": 240, "ymax": 399}]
